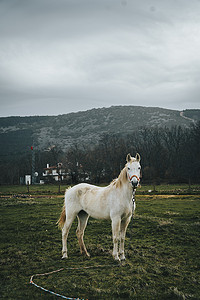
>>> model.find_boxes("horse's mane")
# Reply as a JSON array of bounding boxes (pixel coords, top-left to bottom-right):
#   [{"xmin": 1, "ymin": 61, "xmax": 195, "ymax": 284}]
[{"xmin": 111, "ymin": 167, "xmax": 128, "ymax": 188}]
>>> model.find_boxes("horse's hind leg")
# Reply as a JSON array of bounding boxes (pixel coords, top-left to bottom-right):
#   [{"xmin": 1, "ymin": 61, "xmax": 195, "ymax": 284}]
[
  {"xmin": 76, "ymin": 210, "xmax": 90, "ymax": 257},
  {"xmin": 62, "ymin": 214, "xmax": 76, "ymax": 259}
]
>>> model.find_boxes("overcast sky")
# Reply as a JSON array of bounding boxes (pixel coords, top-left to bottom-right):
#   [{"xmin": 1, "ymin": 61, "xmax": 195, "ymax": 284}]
[{"xmin": 0, "ymin": 0, "xmax": 200, "ymax": 117}]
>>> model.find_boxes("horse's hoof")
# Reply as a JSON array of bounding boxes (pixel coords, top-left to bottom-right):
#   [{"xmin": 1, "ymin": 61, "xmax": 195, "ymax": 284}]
[
  {"xmin": 80, "ymin": 250, "xmax": 90, "ymax": 257},
  {"xmin": 113, "ymin": 254, "xmax": 120, "ymax": 261},
  {"xmin": 120, "ymin": 255, "xmax": 126, "ymax": 261},
  {"xmin": 62, "ymin": 253, "xmax": 68, "ymax": 259}
]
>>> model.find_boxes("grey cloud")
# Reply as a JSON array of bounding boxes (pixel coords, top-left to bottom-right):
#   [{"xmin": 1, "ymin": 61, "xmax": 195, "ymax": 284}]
[{"xmin": 0, "ymin": 0, "xmax": 200, "ymax": 117}]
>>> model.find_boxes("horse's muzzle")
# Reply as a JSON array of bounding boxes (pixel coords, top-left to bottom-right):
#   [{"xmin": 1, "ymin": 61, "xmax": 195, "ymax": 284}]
[
  {"xmin": 131, "ymin": 181, "xmax": 138, "ymax": 188},
  {"xmin": 131, "ymin": 177, "xmax": 139, "ymax": 188}
]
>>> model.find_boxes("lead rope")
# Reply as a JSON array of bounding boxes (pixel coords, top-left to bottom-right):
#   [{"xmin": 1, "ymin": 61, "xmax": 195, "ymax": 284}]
[
  {"xmin": 131, "ymin": 188, "xmax": 136, "ymax": 215},
  {"xmin": 131, "ymin": 188, "xmax": 136, "ymax": 228},
  {"xmin": 30, "ymin": 264, "xmax": 119, "ymax": 300}
]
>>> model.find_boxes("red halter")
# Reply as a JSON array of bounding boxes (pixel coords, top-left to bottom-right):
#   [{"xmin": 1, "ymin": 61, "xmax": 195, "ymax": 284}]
[{"xmin": 129, "ymin": 174, "xmax": 140, "ymax": 182}]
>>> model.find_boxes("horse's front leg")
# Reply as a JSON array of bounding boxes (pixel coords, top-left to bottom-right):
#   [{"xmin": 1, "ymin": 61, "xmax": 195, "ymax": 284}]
[
  {"xmin": 119, "ymin": 215, "xmax": 131, "ymax": 261},
  {"xmin": 111, "ymin": 216, "xmax": 121, "ymax": 261}
]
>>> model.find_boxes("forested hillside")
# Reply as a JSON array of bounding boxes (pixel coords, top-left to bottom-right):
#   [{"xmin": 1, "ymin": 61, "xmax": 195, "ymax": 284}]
[
  {"xmin": 0, "ymin": 106, "xmax": 196, "ymax": 161},
  {"xmin": 183, "ymin": 109, "xmax": 200, "ymax": 121},
  {"xmin": 0, "ymin": 106, "xmax": 199, "ymax": 185}
]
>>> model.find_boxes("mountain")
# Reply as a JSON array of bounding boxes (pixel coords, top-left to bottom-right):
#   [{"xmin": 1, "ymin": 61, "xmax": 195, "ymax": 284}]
[
  {"xmin": 0, "ymin": 106, "xmax": 198, "ymax": 160},
  {"xmin": 181, "ymin": 109, "xmax": 200, "ymax": 121}
]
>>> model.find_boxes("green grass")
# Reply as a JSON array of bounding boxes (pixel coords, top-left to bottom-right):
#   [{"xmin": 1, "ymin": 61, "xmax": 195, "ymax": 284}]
[
  {"xmin": 0, "ymin": 184, "xmax": 67, "ymax": 195},
  {"xmin": 0, "ymin": 186, "xmax": 200, "ymax": 299},
  {"xmin": 137, "ymin": 183, "xmax": 200, "ymax": 195},
  {"xmin": 0, "ymin": 183, "xmax": 199, "ymax": 196}
]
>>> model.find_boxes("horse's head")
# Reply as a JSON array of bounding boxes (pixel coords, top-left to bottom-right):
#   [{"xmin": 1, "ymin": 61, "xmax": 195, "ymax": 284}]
[{"xmin": 126, "ymin": 153, "xmax": 141, "ymax": 188}]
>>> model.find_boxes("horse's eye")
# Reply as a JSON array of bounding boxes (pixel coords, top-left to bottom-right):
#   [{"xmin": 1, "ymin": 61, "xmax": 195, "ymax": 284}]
[
  {"xmin": 128, "ymin": 167, "xmax": 130, "ymax": 170},
  {"xmin": 138, "ymin": 167, "xmax": 141, "ymax": 170}
]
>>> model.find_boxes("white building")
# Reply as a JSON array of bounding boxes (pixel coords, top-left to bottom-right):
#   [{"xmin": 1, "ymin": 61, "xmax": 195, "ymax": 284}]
[{"xmin": 43, "ymin": 163, "xmax": 69, "ymax": 182}]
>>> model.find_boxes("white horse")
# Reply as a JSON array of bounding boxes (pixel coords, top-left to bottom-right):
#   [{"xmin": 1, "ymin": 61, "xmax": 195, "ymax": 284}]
[{"xmin": 58, "ymin": 153, "xmax": 141, "ymax": 261}]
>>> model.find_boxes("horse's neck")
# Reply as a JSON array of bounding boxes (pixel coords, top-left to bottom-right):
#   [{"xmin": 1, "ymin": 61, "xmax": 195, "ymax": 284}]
[
  {"xmin": 122, "ymin": 181, "xmax": 133, "ymax": 199},
  {"xmin": 112, "ymin": 167, "xmax": 132, "ymax": 199},
  {"xmin": 116, "ymin": 167, "xmax": 127, "ymax": 184}
]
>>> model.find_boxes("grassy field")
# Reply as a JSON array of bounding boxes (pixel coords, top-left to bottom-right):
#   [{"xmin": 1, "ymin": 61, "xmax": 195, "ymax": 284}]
[
  {"xmin": 0, "ymin": 183, "xmax": 200, "ymax": 195},
  {"xmin": 0, "ymin": 185, "xmax": 200, "ymax": 299}
]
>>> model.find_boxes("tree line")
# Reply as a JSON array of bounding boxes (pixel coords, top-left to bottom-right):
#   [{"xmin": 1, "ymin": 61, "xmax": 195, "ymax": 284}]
[{"xmin": 0, "ymin": 122, "xmax": 199, "ymax": 185}]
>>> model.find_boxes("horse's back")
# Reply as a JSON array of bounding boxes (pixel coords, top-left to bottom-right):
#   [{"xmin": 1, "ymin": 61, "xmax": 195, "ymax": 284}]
[
  {"xmin": 65, "ymin": 183, "xmax": 111, "ymax": 219},
  {"xmin": 65, "ymin": 182, "xmax": 100, "ymax": 207},
  {"xmin": 65, "ymin": 183, "xmax": 100, "ymax": 197}
]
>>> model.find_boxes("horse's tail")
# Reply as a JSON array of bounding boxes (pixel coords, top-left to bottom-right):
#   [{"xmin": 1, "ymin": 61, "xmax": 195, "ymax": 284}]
[{"xmin": 57, "ymin": 202, "xmax": 66, "ymax": 229}]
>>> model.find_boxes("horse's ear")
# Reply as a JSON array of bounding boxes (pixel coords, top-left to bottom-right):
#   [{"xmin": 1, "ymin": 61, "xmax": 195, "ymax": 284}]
[
  {"xmin": 136, "ymin": 153, "xmax": 141, "ymax": 162},
  {"xmin": 126, "ymin": 153, "xmax": 131, "ymax": 162}
]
